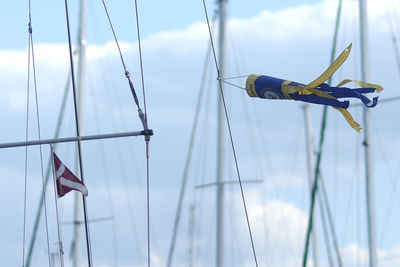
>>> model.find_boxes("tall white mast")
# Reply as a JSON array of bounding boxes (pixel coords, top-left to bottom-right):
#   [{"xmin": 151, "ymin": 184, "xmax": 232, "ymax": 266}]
[
  {"xmin": 72, "ymin": 0, "xmax": 87, "ymax": 266},
  {"xmin": 216, "ymin": 0, "xmax": 227, "ymax": 266},
  {"xmin": 359, "ymin": 0, "xmax": 377, "ymax": 266}
]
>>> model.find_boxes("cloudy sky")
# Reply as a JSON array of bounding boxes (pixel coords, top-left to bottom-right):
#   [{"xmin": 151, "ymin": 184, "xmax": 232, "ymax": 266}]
[{"xmin": 1, "ymin": 0, "xmax": 400, "ymax": 266}]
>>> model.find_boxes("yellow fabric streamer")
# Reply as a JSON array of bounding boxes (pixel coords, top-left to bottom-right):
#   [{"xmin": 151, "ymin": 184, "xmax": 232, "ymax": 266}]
[
  {"xmin": 296, "ymin": 43, "xmax": 380, "ymax": 132},
  {"xmin": 334, "ymin": 107, "xmax": 361, "ymax": 132},
  {"xmin": 303, "ymin": 43, "xmax": 352, "ymax": 91}
]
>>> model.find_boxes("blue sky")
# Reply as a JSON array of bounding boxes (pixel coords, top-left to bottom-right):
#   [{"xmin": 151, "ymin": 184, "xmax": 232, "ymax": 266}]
[
  {"xmin": 0, "ymin": 0, "xmax": 323, "ymax": 49},
  {"xmin": 1, "ymin": 0, "xmax": 400, "ymax": 266}
]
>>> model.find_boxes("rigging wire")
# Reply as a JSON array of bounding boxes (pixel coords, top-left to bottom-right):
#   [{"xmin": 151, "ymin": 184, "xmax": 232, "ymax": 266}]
[
  {"xmin": 229, "ymin": 32, "xmax": 253, "ymax": 266},
  {"xmin": 100, "ymin": 1, "xmax": 151, "ymax": 265},
  {"xmin": 63, "ymin": 0, "xmax": 94, "ymax": 265},
  {"xmin": 86, "ymin": 6, "xmax": 155, "ymax": 253},
  {"xmin": 131, "ymin": 3, "xmax": 152, "ymax": 264},
  {"xmin": 100, "ymin": 0, "xmax": 147, "ymax": 130},
  {"xmin": 133, "ymin": 0, "xmax": 148, "ymax": 120},
  {"xmin": 31, "ymin": 32, "xmax": 52, "ymax": 267},
  {"xmin": 201, "ymin": 0, "xmax": 259, "ymax": 266},
  {"xmin": 22, "ymin": 22, "xmax": 31, "ymax": 267},
  {"xmin": 23, "ymin": 2, "xmax": 52, "ymax": 266},
  {"xmin": 229, "ymin": 29, "xmax": 289, "ymax": 265},
  {"xmin": 220, "ymin": 80, "xmax": 246, "ymax": 90}
]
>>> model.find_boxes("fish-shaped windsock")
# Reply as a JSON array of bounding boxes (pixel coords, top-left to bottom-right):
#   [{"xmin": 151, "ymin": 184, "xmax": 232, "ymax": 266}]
[{"xmin": 245, "ymin": 44, "xmax": 383, "ymax": 132}]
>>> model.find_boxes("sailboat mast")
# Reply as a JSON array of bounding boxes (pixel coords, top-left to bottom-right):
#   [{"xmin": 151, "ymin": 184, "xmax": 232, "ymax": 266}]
[
  {"xmin": 73, "ymin": 0, "xmax": 87, "ymax": 266},
  {"xmin": 216, "ymin": 0, "xmax": 227, "ymax": 266},
  {"xmin": 359, "ymin": 0, "xmax": 377, "ymax": 266},
  {"xmin": 302, "ymin": 105, "xmax": 319, "ymax": 267}
]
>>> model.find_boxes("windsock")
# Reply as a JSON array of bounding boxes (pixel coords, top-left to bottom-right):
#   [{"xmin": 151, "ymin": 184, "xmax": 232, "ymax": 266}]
[{"xmin": 245, "ymin": 44, "xmax": 382, "ymax": 132}]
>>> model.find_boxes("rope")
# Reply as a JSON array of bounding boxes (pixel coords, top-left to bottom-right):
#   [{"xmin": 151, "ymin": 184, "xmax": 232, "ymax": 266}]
[
  {"xmin": 23, "ymin": 2, "xmax": 52, "ymax": 266},
  {"xmin": 22, "ymin": 5, "xmax": 33, "ymax": 266},
  {"xmin": 202, "ymin": 0, "xmax": 259, "ymax": 265},
  {"xmin": 302, "ymin": 0, "xmax": 343, "ymax": 266},
  {"xmin": 30, "ymin": 28, "xmax": 52, "ymax": 267},
  {"xmin": 22, "ymin": 23, "xmax": 31, "ymax": 267}
]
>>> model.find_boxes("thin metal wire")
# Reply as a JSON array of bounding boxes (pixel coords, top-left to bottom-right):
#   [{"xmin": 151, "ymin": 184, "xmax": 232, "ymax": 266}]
[
  {"xmin": 100, "ymin": 0, "xmax": 147, "ymax": 132},
  {"xmin": 134, "ymin": 0, "xmax": 148, "ymax": 121},
  {"xmin": 30, "ymin": 25, "xmax": 52, "ymax": 267},
  {"xmin": 23, "ymin": 3, "xmax": 52, "ymax": 265},
  {"xmin": 132, "ymin": 2, "xmax": 151, "ymax": 266},
  {"xmin": 101, "ymin": 1, "xmax": 151, "ymax": 265},
  {"xmin": 22, "ymin": 22, "xmax": 31, "ymax": 267},
  {"xmin": 63, "ymin": 0, "xmax": 93, "ymax": 265},
  {"xmin": 220, "ymin": 75, "xmax": 249, "ymax": 80},
  {"xmin": 101, "ymin": 0, "xmax": 128, "ymax": 72},
  {"xmin": 220, "ymin": 80, "xmax": 246, "ymax": 90},
  {"xmin": 145, "ymin": 141, "xmax": 151, "ymax": 267},
  {"xmin": 202, "ymin": 0, "xmax": 259, "ymax": 265}
]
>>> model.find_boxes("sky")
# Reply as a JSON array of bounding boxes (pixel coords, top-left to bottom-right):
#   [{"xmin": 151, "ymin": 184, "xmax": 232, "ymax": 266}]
[{"xmin": 1, "ymin": 0, "xmax": 400, "ymax": 266}]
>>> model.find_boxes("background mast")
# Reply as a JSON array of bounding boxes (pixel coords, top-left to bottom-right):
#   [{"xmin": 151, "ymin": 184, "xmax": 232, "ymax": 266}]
[
  {"xmin": 72, "ymin": 0, "xmax": 87, "ymax": 266},
  {"xmin": 359, "ymin": 0, "xmax": 377, "ymax": 266},
  {"xmin": 216, "ymin": 0, "xmax": 227, "ymax": 267}
]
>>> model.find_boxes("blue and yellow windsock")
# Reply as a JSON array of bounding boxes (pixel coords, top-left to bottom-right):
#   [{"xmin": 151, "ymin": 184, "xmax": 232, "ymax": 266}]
[{"xmin": 245, "ymin": 44, "xmax": 383, "ymax": 132}]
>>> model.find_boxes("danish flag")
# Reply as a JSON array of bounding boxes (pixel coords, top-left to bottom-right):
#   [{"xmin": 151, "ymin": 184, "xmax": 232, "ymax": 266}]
[{"xmin": 53, "ymin": 152, "xmax": 88, "ymax": 197}]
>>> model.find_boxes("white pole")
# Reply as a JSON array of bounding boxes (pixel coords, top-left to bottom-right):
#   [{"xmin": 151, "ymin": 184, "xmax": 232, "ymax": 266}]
[
  {"xmin": 216, "ymin": 0, "xmax": 227, "ymax": 266},
  {"xmin": 359, "ymin": 0, "xmax": 377, "ymax": 266},
  {"xmin": 73, "ymin": 0, "xmax": 87, "ymax": 265},
  {"xmin": 63, "ymin": 0, "xmax": 93, "ymax": 265}
]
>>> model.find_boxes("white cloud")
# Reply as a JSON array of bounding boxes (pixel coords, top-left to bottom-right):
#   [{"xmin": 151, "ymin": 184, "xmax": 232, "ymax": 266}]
[
  {"xmin": 250, "ymin": 200, "xmax": 308, "ymax": 258},
  {"xmin": 340, "ymin": 243, "xmax": 400, "ymax": 267}
]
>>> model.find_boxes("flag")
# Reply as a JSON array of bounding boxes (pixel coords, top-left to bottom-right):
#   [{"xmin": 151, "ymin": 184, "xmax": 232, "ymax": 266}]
[{"xmin": 53, "ymin": 152, "xmax": 88, "ymax": 197}]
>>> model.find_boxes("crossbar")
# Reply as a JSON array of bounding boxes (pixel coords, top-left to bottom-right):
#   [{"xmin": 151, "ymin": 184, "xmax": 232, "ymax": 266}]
[{"xmin": 0, "ymin": 129, "xmax": 153, "ymax": 149}]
